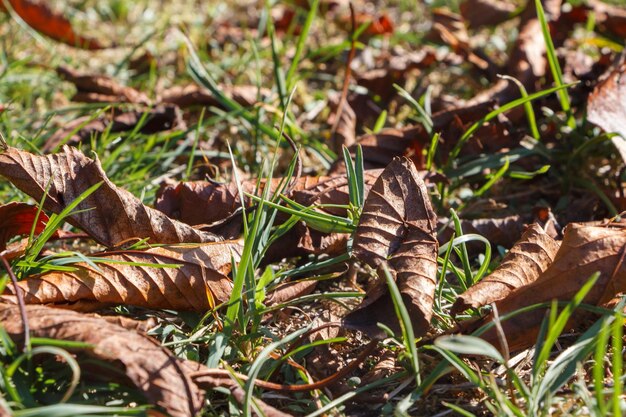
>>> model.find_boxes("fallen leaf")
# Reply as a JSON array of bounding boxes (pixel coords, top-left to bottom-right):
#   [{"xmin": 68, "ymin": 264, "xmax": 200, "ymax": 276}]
[
  {"xmin": 0, "ymin": 146, "xmax": 220, "ymax": 248},
  {"xmin": 45, "ymin": 105, "xmax": 185, "ymax": 152},
  {"xmin": 0, "ymin": 303, "xmax": 203, "ymax": 417},
  {"xmin": 57, "ymin": 66, "xmax": 150, "ymax": 105},
  {"xmin": 437, "ymin": 215, "xmax": 528, "ymax": 250},
  {"xmin": 451, "ymin": 224, "xmax": 561, "ymax": 316},
  {"xmin": 329, "ymin": 95, "xmax": 357, "ymax": 152},
  {"xmin": 590, "ymin": 0, "xmax": 626, "ymax": 37},
  {"xmin": 3, "ymin": 242, "xmax": 239, "ymax": 311},
  {"xmin": 0, "ymin": 202, "xmax": 49, "ymax": 251},
  {"xmin": 355, "ymin": 48, "xmax": 437, "ymax": 103},
  {"xmin": 0, "ymin": 0, "xmax": 106, "ymax": 49},
  {"xmin": 265, "ymin": 279, "xmax": 318, "ymax": 306},
  {"xmin": 465, "ymin": 0, "xmax": 562, "ymax": 108},
  {"xmin": 160, "ymin": 84, "xmax": 271, "ymax": 108},
  {"xmin": 587, "ymin": 52, "xmax": 626, "ymax": 164},
  {"xmin": 459, "ymin": 0, "xmax": 516, "ymax": 28},
  {"xmin": 475, "ymin": 222, "xmax": 626, "ymax": 352},
  {"xmin": 344, "ymin": 157, "xmax": 438, "ymax": 336}
]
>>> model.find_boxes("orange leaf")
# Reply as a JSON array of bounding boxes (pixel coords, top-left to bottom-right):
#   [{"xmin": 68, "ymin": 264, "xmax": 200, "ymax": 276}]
[
  {"xmin": 1, "ymin": 0, "xmax": 106, "ymax": 49},
  {"xmin": 0, "ymin": 202, "xmax": 49, "ymax": 251}
]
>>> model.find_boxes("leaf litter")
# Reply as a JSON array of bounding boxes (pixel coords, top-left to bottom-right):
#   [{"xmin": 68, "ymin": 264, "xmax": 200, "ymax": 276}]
[{"xmin": 1, "ymin": 0, "xmax": 626, "ymax": 415}]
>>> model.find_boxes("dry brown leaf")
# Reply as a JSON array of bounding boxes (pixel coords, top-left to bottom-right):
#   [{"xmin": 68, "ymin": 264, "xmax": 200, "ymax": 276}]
[
  {"xmin": 355, "ymin": 48, "xmax": 437, "ymax": 103},
  {"xmin": 476, "ymin": 222, "xmax": 626, "ymax": 352},
  {"xmin": 586, "ymin": 0, "xmax": 626, "ymax": 38},
  {"xmin": 44, "ymin": 105, "xmax": 184, "ymax": 152},
  {"xmin": 344, "ymin": 157, "xmax": 438, "ymax": 336},
  {"xmin": 2, "ymin": 242, "xmax": 239, "ymax": 311},
  {"xmin": 0, "ymin": 146, "xmax": 220, "ymax": 247},
  {"xmin": 57, "ymin": 67, "xmax": 150, "ymax": 105},
  {"xmin": 160, "ymin": 84, "xmax": 271, "ymax": 108},
  {"xmin": 329, "ymin": 96, "xmax": 357, "ymax": 152},
  {"xmin": 587, "ymin": 52, "xmax": 626, "ymax": 163},
  {"xmin": 465, "ymin": 0, "xmax": 562, "ymax": 108},
  {"xmin": 459, "ymin": 0, "xmax": 516, "ymax": 28},
  {"xmin": 0, "ymin": 303, "xmax": 203, "ymax": 417},
  {"xmin": 265, "ymin": 279, "xmax": 318, "ymax": 306},
  {"xmin": 451, "ymin": 224, "xmax": 561, "ymax": 316},
  {"xmin": 0, "ymin": 202, "xmax": 49, "ymax": 251},
  {"xmin": 0, "ymin": 0, "xmax": 106, "ymax": 49},
  {"xmin": 437, "ymin": 215, "xmax": 528, "ymax": 250}
]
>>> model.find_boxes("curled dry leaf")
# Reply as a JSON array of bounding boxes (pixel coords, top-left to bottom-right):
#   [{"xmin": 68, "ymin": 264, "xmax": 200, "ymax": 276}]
[
  {"xmin": 0, "ymin": 146, "xmax": 220, "ymax": 247},
  {"xmin": 0, "ymin": 0, "xmax": 105, "ymax": 49},
  {"xmin": 57, "ymin": 67, "xmax": 150, "ymax": 105},
  {"xmin": 345, "ymin": 157, "xmax": 438, "ymax": 337},
  {"xmin": 437, "ymin": 215, "xmax": 527, "ymax": 250},
  {"xmin": 459, "ymin": 0, "xmax": 516, "ymax": 28},
  {"xmin": 476, "ymin": 222, "xmax": 626, "ymax": 352},
  {"xmin": 45, "ymin": 105, "xmax": 184, "ymax": 152},
  {"xmin": 0, "ymin": 303, "xmax": 203, "ymax": 417},
  {"xmin": 265, "ymin": 279, "xmax": 318, "ymax": 307},
  {"xmin": 587, "ymin": 52, "xmax": 626, "ymax": 164},
  {"xmin": 160, "ymin": 84, "xmax": 271, "ymax": 109},
  {"xmin": 0, "ymin": 202, "xmax": 49, "ymax": 251},
  {"xmin": 329, "ymin": 95, "xmax": 357, "ymax": 152},
  {"xmin": 229, "ymin": 386, "xmax": 294, "ymax": 417},
  {"xmin": 2, "ymin": 242, "xmax": 240, "ymax": 311},
  {"xmin": 451, "ymin": 223, "xmax": 561, "ymax": 316},
  {"xmin": 465, "ymin": 0, "xmax": 562, "ymax": 108}
]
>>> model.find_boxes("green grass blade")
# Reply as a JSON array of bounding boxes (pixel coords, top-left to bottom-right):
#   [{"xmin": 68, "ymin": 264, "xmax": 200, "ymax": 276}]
[
  {"xmin": 285, "ymin": 0, "xmax": 320, "ymax": 92},
  {"xmin": 382, "ymin": 262, "xmax": 421, "ymax": 385},
  {"xmin": 535, "ymin": 0, "xmax": 575, "ymax": 129}
]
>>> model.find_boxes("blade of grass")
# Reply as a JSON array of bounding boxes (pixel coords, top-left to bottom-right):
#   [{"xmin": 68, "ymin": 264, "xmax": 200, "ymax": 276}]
[{"xmin": 535, "ymin": 0, "xmax": 575, "ymax": 129}]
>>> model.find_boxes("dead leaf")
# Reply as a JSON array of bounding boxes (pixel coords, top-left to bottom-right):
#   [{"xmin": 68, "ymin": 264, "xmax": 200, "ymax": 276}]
[
  {"xmin": 476, "ymin": 222, "xmax": 626, "ymax": 352},
  {"xmin": 437, "ymin": 215, "xmax": 528, "ymax": 250},
  {"xmin": 465, "ymin": 0, "xmax": 562, "ymax": 108},
  {"xmin": 229, "ymin": 386, "xmax": 294, "ymax": 417},
  {"xmin": 459, "ymin": 0, "xmax": 516, "ymax": 28},
  {"xmin": 590, "ymin": 0, "xmax": 626, "ymax": 37},
  {"xmin": 57, "ymin": 66, "xmax": 150, "ymax": 105},
  {"xmin": 355, "ymin": 48, "xmax": 437, "ymax": 104},
  {"xmin": 45, "ymin": 105, "xmax": 184, "ymax": 152},
  {"xmin": 0, "ymin": 202, "xmax": 49, "ymax": 251},
  {"xmin": 160, "ymin": 84, "xmax": 270, "ymax": 108},
  {"xmin": 587, "ymin": 52, "xmax": 626, "ymax": 164},
  {"xmin": 265, "ymin": 279, "xmax": 318, "ymax": 306},
  {"xmin": 0, "ymin": 0, "xmax": 106, "ymax": 49},
  {"xmin": 344, "ymin": 157, "xmax": 438, "ymax": 337},
  {"xmin": 451, "ymin": 224, "xmax": 561, "ymax": 316},
  {"xmin": 0, "ymin": 303, "xmax": 203, "ymax": 417},
  {"xmin": 329, "ymin": 95, "xmax": 357, "ymax": 152},
  {"xmin": 0, "ymin": 146, "xmax": 220, "ymax": 248},
  {"xmin": 2, "ymin": 242, "xmax": 239, "ymax": 311}
]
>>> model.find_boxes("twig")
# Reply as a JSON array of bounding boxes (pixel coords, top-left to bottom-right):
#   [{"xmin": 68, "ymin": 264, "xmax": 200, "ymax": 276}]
[
  {"xmin": 192, "ymin": 338, "xmax": 378, "ymax": 392},
  {"xmin": 0, "ymin": 253, "xmax": 30, "ymax": 352},
  {"xmin": 329, "ymin": 2, "xmax": 357, "ymax": 151}
]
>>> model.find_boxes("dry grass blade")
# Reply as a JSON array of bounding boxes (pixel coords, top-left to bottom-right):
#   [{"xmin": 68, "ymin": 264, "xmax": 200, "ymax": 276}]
[
  {"xmin": 2, "ymin": 242, "xmax": 240, "ymax": 311},
  {"xmin": 0, "ymin": 303, "xmax": 203, "ymax": 417},
  {"xmin": 345, "ymin": 157, "xmax": 438, "ymax": 336},
  {"xmin": 0, "ymin": 146, "xmax": 220, "ymax": 247},
  {"xmin": 477, "ymin": 222, "xmax": 626, "ymax": 352},
  {"xmin": 451, "ymin": 223, "xmax": 561, "ymax": 316}
]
